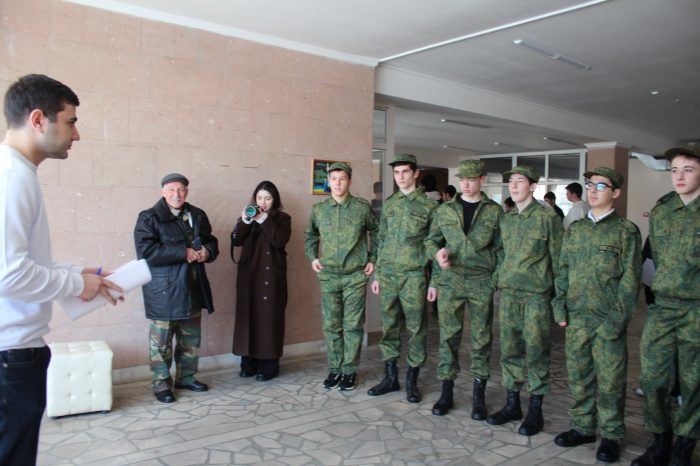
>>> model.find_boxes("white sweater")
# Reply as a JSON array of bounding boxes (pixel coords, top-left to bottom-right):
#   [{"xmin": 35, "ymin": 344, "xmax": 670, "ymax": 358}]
[{"xmin": 0, "ymin": 144, "xmax": 84, "ymax": 351}]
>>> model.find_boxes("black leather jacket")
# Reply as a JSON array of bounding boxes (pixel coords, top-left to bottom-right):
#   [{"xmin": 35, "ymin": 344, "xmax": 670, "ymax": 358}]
[{"xmin": 134, "ymin": 198, "xmax": 219, "ymax": 320}]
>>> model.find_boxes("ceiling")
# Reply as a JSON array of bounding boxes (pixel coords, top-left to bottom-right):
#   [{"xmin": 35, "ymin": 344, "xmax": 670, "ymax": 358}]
[{"xmin": 69, "ymin": 0, "xmax": 700, "ymax": 157}]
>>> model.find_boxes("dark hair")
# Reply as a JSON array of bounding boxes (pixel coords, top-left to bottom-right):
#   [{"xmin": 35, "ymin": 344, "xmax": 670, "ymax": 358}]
[
  {"xmin": 668, "ymin": 151, "xmax": 700, "ymax": 163},
  {"xmin": 328, "ymin": 168, "xmax": 351, "ymax": 179},
  {"xmin": 444, "ymin": 185, "xmax": 456, "ymax": 197},
  {"xmin": 251, "ymin": 180, "xmax": 282, "ymax": 211},
  {"xmin": 4, "ymin": 74, "xmax": 80, "ymax": 128},
  {"xmin": 544, "ymin": 191, "xmax": 556, "ymax": 201},
  {"xmin": 422, "ymin": 173, "xmax": 437, "ymax": 191},
  {"xmin": 392, "ymin": 162, "xmax": 418, "ymax": 172},
  {"xmin": 504, "ymin": 197, "xmax": 515, "ymax": 208},
  {"xmin": 565, "ymin": 182, "xmax": 583, "ymax": 198}
]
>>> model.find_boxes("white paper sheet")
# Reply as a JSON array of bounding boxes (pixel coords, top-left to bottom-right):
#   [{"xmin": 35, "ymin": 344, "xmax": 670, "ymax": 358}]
[{"xmin": 59, "ymin": 259, "xmax": 152, "ymax": 321}]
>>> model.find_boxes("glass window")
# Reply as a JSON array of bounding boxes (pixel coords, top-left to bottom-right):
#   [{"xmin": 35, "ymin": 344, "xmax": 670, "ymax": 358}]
[
  {"xmin": 373, "ymin": 108, "xmax": 386, "ymax": 144},
  {"xmin": 549, "ymin": 153, "xmax": 581, "ymax": 181},
  {"xmin": 518, "ymin": 155, "xmax": 545, "ymax": 180},
  {"xmin": 482, "ymin": 157, "xmax": 513, "ymax": 183}
]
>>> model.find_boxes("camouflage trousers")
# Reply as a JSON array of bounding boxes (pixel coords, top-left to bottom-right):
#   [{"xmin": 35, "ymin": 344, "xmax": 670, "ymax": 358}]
[
  {"xmin": 498, "ymin": 290, "xmax": 551, "ymax": 395},
  {"xmin": 376, "ymin": 271, "xmax": 428, "ymax": 368},
  {"xmin": 565, "ymin": 321, "xmax": 627, "ymax": 441},
  {"xmin": 149, "ymin": 313, "xmax": 201, "ymax": 392},
  {"xmin": 436, "ymin": 273, "xmax": 495, "ymax": 381},
  {"xmin": 318, "ymin": 269, "xmax": 368, "ymax": 375},
  {"xmin": 640, "ymin": 298, "xmax": 700, "ymax": 438}
]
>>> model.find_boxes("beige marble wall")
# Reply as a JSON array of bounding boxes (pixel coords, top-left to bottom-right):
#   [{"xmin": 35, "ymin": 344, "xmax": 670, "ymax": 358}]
[{"xmin": 0, "ymin": 0, "xmax": 375, "ymax": 368}]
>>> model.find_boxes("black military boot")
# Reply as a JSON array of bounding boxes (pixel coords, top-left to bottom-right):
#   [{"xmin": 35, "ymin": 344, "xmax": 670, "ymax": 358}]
[
  {"xmin": 405, "ymin": 366, "xmax": 421, "ymax": 403},
  {"xmin": 486, "ymin": 390, "xmax": 522, "ymax": 425},
  {"xmin": 432, "ymin": 380, "xmax": 454, "ymax": 416},
  {"xmin": 631, "ymin": 431, "xmax": 673, "ymax": 466},
  {"xmin": 367, "ymin": 360, "xmax": 400, "ymax": 396},
  {"xmin": 471, "ymin": 377, "xmax": 488, "ymax": 420},
  {"xmin": 669, "ymin": 436, "xmax": 696, "ymax": 466},
  {"xmin": 518, "ymin": 394, "xmax": 544, "ymax": 436}
]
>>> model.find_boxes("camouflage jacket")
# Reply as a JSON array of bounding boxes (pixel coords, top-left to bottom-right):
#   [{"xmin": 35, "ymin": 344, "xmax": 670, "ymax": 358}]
[
  {"xmin": 552, "ymin": 211, "xmax": 642, "ymax": 336},
  {"xmin": 649, "ymin": 191, "xmax": 700, "ymax": 301},
  {"xmin": 424, "ymin": 193, "xmax": 503, "ymax": 280},
  {"xmin": 375, "ymin": 189, "xmax": 437, "ymax": 275},
  {"xmin": 496, "ymin": 199, "xmax": 563, "ymax": 294},
  {"xmin": 304, "ymin": 194, "xmax": 379, "ymax": 274}
]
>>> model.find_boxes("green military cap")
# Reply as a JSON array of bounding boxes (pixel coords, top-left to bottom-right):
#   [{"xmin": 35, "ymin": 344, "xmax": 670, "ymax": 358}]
[
  {"xmin": 503, "ymin": 166, "xmax": 540, "ymax": 183},
  {"xmin": 664, "ymin": 144, "xmax": 700, "ymax": 161},
  {"xmin": 584, "ymin": 166, "xmax": 624, "ymax": 189},
  {"xmin": 455, "ymin": 159, "xmax": 486, "ymax": 178},
  {"xmin": 389, "ymin": 153, "xmax": 417, "ymax": 166},
  {"xmin": 328, "ymin": 161, "xmax": 352, "ymax": 177}
]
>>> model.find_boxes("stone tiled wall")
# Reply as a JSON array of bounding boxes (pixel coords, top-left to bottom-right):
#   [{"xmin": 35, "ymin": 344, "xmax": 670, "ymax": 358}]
[{"xmin": 0, "ymin": 0, "xmax": 375, "ymax": 368}]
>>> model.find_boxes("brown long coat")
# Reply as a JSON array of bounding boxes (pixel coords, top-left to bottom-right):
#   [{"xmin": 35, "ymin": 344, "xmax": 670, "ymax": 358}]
[{"xmin": 231, "ymin": 210, "xmax": 291, "ymax": 359}]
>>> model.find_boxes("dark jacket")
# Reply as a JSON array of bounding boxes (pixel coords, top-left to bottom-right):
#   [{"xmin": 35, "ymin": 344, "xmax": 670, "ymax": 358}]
[
  {"xmin": 135, "ymin": 198, "xmax": 219, "ymax": 320},
  {"xmin": 231, "ymin": 210, "xmax": 291, "ymax": 358}
]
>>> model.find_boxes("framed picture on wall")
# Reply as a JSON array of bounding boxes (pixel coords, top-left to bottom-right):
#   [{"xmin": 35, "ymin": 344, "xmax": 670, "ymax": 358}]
[{"xmin": 311, "ymin": 159, "xmax": 347, "ymax": 195}]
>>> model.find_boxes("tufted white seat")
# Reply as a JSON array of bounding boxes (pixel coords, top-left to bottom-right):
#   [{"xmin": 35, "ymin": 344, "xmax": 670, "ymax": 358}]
[{"xmin": 46, "ymin": 341, "xmax": 113, "ymax": 418}]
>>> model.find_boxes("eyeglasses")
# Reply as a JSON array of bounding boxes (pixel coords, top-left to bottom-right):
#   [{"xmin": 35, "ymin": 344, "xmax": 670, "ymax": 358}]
[{"xmin": 584, "ymin": 181, "xmax": 613, "ymax": 192}]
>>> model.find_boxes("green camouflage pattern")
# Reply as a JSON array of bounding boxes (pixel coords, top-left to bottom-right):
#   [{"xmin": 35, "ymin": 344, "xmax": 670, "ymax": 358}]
[
  {"xmin": 319, "ymin": 269, "xmax": 368, "ymax": 374},
  {"xmin": 498, "ymin": 290, "xmax": 551, "ymax": 394},
  {"xmin": 424, "ymin": 193, "xmax": 502, "ymax": 380},
  {"xmin": 373, "ymin": 189, "xmax": 436, "ymax": 368},
  {"xmin": 640, "ymin": 192, "xmax": 700, "ymax": 438},
  {"xmin": 149, "ymin": 313, "xmax": 202, "ymax": 392},
  {"xmin": 496, "ymin": 200, "xmax": 563, "ymax": 293},
  {"xmin": 552, "ymin": 212, "xmax": 641, "ymax": 441},
  {"xmin": 304, "ymin": 194, "xmax": 379, "ymax": 274},
  {"xmin": 565, "ymin": 324, "xmax": 628, "ymax": 440}
]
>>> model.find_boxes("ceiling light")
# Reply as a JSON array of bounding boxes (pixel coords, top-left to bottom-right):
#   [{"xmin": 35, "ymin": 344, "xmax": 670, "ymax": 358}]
[
  {"xmin": 441, "ymin": 118, "xmax": 492, "ymax": 129},
  {"xmin": 443, "ymin": 144, "xmax": 478, "ymax": 152},
  {"xmin": 650, "ymin": 90, "xmax": 697, "ymax": 110},
  {"xmin": 542, "ymin": 136, "xmax": 580, "ymax": 146},
  {"xmin": 513, "ymin": 39, "xmax": 592, "ymax": 71}
]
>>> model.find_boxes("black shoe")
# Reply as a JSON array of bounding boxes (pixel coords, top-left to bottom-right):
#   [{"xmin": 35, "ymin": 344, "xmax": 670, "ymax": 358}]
[
  {"xmin": 432, "ymin": 380, "xmax": 454, "ymax": 416},
  {"xmin": 554, "ymin": 429, "xmax": 597, "ymax": 447},
  {"xmin": 323, "ymin": 372, "xmax": 341, "ymax": 389},
  {"xmin": 367, "ymin": 360, "xmax": 400, "ymax": 396},
  {"xmin": 174, "ymin": 380, "xmax": 208, "ymax": 392},
  {"xmin": 155, "ymin": 389, "xmax": 175, "ymax": 403},
  {"xmin": 596, "ymin": 438, "xmax": 620, "ymax": 463},
  {"xmin": 670, "ymin": 436, "xmax": 696, "ymax": 466},
  {"xmin": 518, "ymin": 394, "xmax": 544, "ymax": 436},
  {"xmin": 338, "ymin": 373, "xmax": 357, "ymax": 391},
  {"xmin": 256, "ymin": 373, "xmax": 275, "ymax": 382},
  {"xmin": 239, "ymin": 369, "xmax": 256, "ymax": 378},
  {"xmin": 487, "ymin": 390, "xmax": 522, "ymax": 425},
  {"xmin": 631, "ymin": 431, "xmax": 673, "ymax": 466},
  {"xmin": 471, "ymin": 377, "xmax": 488, "ymax": 421},
  {"xmin": 405, "ymin": 367, "xmax": 421, "ymax": 403}
]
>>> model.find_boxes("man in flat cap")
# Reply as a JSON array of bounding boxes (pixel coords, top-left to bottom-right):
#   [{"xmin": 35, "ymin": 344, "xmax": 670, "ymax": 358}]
[
  {"xmin": 134, "ymin": 173, "xmax": 219, "ymax": 403},
  {"xmin": 552, "ymin": 167, "xmax": 641, "ymax": 463},
  {"xmin": 633, "ymin": 145, "xmax": 700, "ymax": 466},
  {"xmin": 367, "ymin": 153, "xmax": 437, "ymax": 403},
  {"xmin": 304, "ymin": 162, "xmax": 378, "ymax": 391},
  {"xmin": 424, "ymin": 159, "xmax": 503, "ymax": 417},
  {"xmin": 488, "ymin": 166, "xmax": 563, "ymax": 436}
]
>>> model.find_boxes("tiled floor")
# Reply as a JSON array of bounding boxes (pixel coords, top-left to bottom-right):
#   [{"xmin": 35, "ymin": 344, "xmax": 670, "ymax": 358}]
[{"xmin": 38, "ymin": 303, "xmax": 698, "ymax": 465}]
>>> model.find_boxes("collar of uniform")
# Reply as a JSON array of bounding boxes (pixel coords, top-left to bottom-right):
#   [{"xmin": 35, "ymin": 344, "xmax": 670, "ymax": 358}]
[
  {"xmin": 587, "ymin": 208, "xmax": 616, "ymax": 224},
  {"xmin": 330, "ymin": 194, "xmax": 352, "ymax": 207},
  {"xmin": 673, "ymin": 192, "xmax": 700, "ymax": 212},
  {"xmin": 514, "ymin": 198, "xmax": 539, "ymax": 217}
]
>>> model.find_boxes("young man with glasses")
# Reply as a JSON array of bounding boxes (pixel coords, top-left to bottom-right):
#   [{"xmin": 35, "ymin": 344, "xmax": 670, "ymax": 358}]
[
  {"xmin": 552, "ymin": 167, "xmax": 641, "ymax": 463},
  {"xmin": 632, "ymin": 145, "xmax": 700, "ymax": 466}
]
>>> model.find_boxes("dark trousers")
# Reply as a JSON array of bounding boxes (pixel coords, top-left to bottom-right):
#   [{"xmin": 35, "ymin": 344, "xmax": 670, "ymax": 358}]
[
  {"xmin": 240, "ymin": 356, "xmax": 279, "ymax": 377},
  {"xmin": 0, "ymin": 345, "xmax": 51, "ymax": 466}
]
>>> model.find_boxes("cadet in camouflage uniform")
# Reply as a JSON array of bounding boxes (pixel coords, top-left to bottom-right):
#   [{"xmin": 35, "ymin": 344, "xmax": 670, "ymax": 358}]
[
  {"xmin": 487, "ymin": 166, "xmax": 563, "ymax": 436},
  {"xmin": 632, "ymin": 146, "xmax": 700, "ymax": 466},
  {"xmin": 424, "ymin": 159, "xmax": 503, "ymax": 418},
  {"xmin": 304, "ymin": 162, "xmax": 379, "ymax": 391},
  {"xmin": 552, "ymin": 167, "xmax": 641, "ymax": 463},
  {"xmin": 367, "ymin": 153, "xmax": 437, "ymax": 403}
]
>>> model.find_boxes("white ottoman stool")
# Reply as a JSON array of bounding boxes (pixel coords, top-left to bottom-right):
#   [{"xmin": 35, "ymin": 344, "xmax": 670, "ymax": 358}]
[{"xmin": 46, "ymin": 341, "xmax": 113, "ymax": 418}]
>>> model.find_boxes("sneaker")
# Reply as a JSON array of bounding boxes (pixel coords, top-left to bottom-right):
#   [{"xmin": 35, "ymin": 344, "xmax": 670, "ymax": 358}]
[
  {"xmin": 338, "ymin": 373, "xmax": 357, "ymax": 391},
  {"xmin": 323, "ymin": 372, "xmax": 341, "ymax": 389}
]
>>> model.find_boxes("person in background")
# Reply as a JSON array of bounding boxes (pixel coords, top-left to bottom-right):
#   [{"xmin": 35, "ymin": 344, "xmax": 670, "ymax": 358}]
[
  {"xmin": 442, "ymin": 185, "xmax": 456, "ymax": 203},
  {"xmin": 135, "ymin": 173, "xmax": 219, "ymax": 403},
  {"xmin": 422, "ymin": 173, "xmax": 442, "ymax": 202},
  {"xmin": 0, "ymin": 74, "xmax": 122, "ymax": 465},
  {"xmin": 544, "ymin": 191, "xmax": 565, "ymax": 220},
  {"xmin": 503, "ymin": 197, "xmax": 515, "ymax": 213},
  {"xmin": 304, "ymin": 162, "xmax": 379, "ymax": 391},
  {"xmin": 563, "ymin": 182, "xmax": 589, "ymax": 230},
  {"xmin": 231, "ymin": 181, "xmax": 291, "ymax": 381},
  {"xmin": 552, "ymin": 167, "xmax": 641, "ymax": 463},
  {"xmin": 632, "ymin": 145, "xmax": 700, "ymax": 466}
]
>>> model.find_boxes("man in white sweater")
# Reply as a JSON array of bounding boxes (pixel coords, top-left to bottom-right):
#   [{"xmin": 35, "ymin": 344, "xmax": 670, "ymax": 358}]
[
  {"xmin": 563, "ymin": 182, "xmax": 590, "ymax": 230},
  {"xmin": 0, "ymin": 74, "xmax": 121, "ymax": 465}
]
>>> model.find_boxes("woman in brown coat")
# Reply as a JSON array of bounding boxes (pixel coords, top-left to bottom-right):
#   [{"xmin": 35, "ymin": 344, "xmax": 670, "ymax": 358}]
[{"xmin": 231, "ymin": 181, "xmax": 291, "ymax": 381}]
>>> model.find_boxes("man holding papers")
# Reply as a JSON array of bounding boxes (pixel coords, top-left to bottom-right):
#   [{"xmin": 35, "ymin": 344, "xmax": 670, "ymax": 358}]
[
  {"xmin": 135, "ymin": 173, "xmax": 219, "ymax": 403},
  {"xmin": 0, "ymin": 74, "xmax": 122, "ymax": 466}
]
